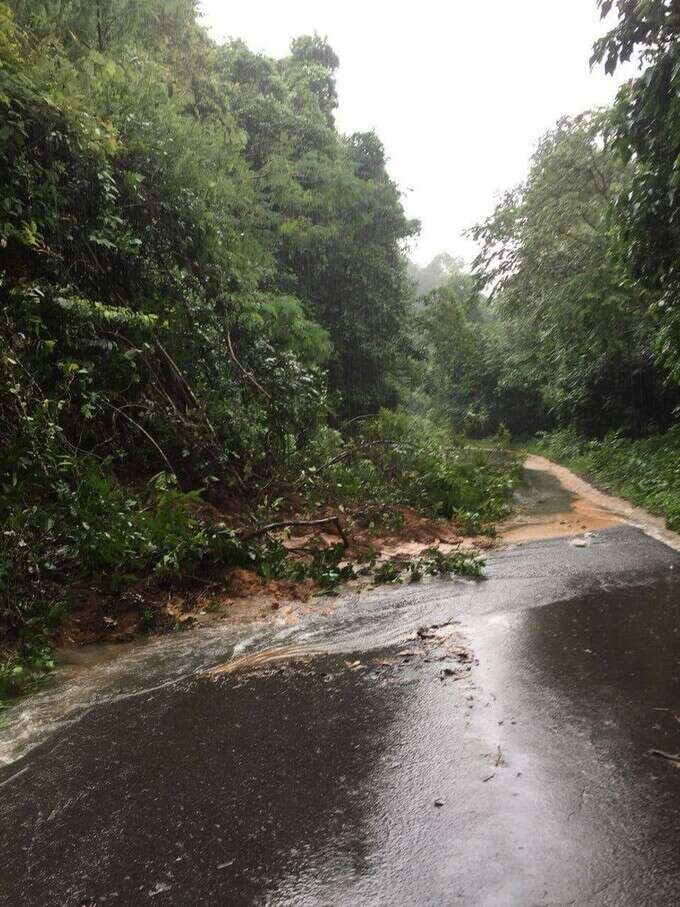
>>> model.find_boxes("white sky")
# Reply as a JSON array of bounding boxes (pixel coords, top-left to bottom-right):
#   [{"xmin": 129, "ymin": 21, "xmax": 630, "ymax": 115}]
[{"xmin": 199, "ymin": 0, "xmax": 634, "ymax": 265}]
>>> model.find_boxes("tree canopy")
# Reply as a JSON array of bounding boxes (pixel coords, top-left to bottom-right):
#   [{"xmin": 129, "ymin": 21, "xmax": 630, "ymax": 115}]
[
  {"xmin": 593, "ymin": 0, "xmax": 680, "ymax": 380},
  {"xmin": 0, "ymin": 0, "xmax": 418, "ymax": 512}
]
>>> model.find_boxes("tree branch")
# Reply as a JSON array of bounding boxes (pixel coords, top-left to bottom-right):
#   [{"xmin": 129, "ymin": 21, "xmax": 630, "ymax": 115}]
[
  {"xmin": 110, "ymin": 403, "xmax": 175, "ymax": 474},
  {"xmin": 240, "ymin": 516, "xmax": 349, "ymax": 548},
  {"xmin": 226, "ymin": 327, "xmax": 271, "ymax": 400}
]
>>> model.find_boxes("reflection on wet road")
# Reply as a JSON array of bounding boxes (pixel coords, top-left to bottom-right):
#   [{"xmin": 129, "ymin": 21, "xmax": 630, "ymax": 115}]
[{"xmin": 2, "ymin": 470, "xmax": 680, "ymax": 905}]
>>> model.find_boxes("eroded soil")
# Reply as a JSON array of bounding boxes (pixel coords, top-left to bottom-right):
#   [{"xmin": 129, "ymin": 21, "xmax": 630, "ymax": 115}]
[{"xmin": 53, "ymin": 504, "xmax": 489, "ymax": 651}]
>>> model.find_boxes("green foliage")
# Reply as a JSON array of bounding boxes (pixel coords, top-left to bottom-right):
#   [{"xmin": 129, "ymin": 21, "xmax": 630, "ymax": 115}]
[
  {"xmin": 373, "ymin": 546, "xmax": 485, "ymax": 586},
  {"xmin": 0, "ymin": 462, "xmax": 244, "ymax": 633},
  {"xmin": 270, "ymin": 132, "xmax": 419, "ymax": 417},
  {"xmin": 300, "ymin": 411, "xmax": 519, "ymax": 529},
  {"xmin": 0, "ymin": 656, "xmax": 33, "ymax": 700},
  {"xmin": 219, "ymin": 35, "xmax": 418, "ymax": 417},
  {"xmin": 0, "ymin": 642, "xmax": 55, "ymax": 701},
  {"xmin": 534, "ymin": 426, "xmax": 680, "ymax": 532},
  {"xmin": 11, "ymin": 0, "xmax": 200, "ymax": 55},
  {"xmin": 416, "ymin": 546, "xmax": 485, "ymax": 578},
  {"xmin": 246, "ymin": 534, "xmax": 355, "ymax": 591},
  {"xmin": 373, "ymin": 560, "xmax": 403, "ymax": 585},
  {"xmin": 362, "ymin": 411, "xmax": 518, "ymax": 525},
  {"xmin": 592, "ymin": 1, "xmax": 680, "ymax": 381},
  {"xmin": 0, "ymin": 586, "xmax": 61, "ymax": 702},
  {"xmin": 471, "ymin": 113, "xmax": 679, "ymax": 437},
  {"xmin": 294, "ymin": 544, "xmax": 356, "ymax": 590},
  {"xmin": 0, "ymin": 0, "xmax": 417, "ymax": 493},
  {"xmin": 433, "ymin": 2, "xmax": 680, "ymax": 456},
  {"xmin": 412, "ymin": 262, "xmax": 546, "ymax": 437}
]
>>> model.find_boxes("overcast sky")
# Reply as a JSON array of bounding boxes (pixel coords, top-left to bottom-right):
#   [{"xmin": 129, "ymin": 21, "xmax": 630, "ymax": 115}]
[{"xmin": 199, "ymin": 0, "xmax": 633, "ymax": 265}]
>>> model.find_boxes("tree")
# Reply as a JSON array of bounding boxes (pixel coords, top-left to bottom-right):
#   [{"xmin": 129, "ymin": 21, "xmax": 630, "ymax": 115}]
[
  {"xmin": 0, "ymin": 4, "xmax": 418, "ymax": 494},
  {"xmin": 593, "ymin": 0, "xmax": 680, "ymax": 380},
  {"xmin": 471, "ymin": 112, "xmax": 679, "ymax": 435},
  {"xmin": 409, "ymin": 253, "xmax": 462, "ymax": 298},
  {"xmin": 11, "ymin": 0, "xmax": 199, "ymax": 54},
  {"xmin": 271, "ymin": 133, "xmax": 419, "ymax": 417},
  {"xmin": 221, "ymin": 36, "xmax": 419, "ymax": 417},
  {"xmin": 414, "ymin": 263, "xmax": 546, "ymax": 437}
]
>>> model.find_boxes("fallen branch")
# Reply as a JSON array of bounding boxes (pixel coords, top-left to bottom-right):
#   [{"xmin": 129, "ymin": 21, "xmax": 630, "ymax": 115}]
[
  {"xmin": 110, "ymin": 404, "xmax": 175, "ymax": 474},
  {"xmin": 314, "ymin": 438, "xmax": 414, "ymax": 478},
  {"xmin": 153, "ymin": 338, "xmax": 251, "ymax": 500},
  {"xmin": 240, "ymin": 516, "xmax": 349, "ymax": 548},
  {"xmin": 339, "ymin": 413, "xmax": 379, "ymax": 431}
]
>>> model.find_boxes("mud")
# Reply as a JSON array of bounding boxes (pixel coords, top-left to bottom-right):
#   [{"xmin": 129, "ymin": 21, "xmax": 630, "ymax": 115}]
[
  {"xmin": 500, "ymin": 454, "xmax": 624, "ymax": 543},
  {"xmin": 51, "ymin": 503, "xmax": 483, "ymax": 651},
  {"xmin": 501, "ymin": 454, "xmax": 680, "ymax": 551},
  {"xmin": 204, "ymin": 644, "xmax": 323, "ymax": 677}
]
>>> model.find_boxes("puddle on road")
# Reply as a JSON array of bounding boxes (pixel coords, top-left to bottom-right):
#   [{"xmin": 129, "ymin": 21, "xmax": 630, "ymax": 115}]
[{"xmin": 6, "ymin": 573, "xmax": 680, "ymax": 905}]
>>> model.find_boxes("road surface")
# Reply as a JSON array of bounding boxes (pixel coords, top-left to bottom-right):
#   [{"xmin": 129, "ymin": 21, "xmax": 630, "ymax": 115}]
[{"xmin": 2, "ymin": 463, "xmax": 680, "ymax": 906}]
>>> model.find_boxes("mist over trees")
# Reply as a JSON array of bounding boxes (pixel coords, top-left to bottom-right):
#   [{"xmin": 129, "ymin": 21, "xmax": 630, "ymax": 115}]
[{"xmin": 409, "ymin": 253, "xmax": 462, "ymax": 298}]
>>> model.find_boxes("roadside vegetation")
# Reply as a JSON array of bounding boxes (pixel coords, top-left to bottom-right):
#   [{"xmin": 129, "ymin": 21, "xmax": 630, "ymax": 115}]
[{"xmin": 0, "ymin": 2, "xmax": 519, "ymax": 699}]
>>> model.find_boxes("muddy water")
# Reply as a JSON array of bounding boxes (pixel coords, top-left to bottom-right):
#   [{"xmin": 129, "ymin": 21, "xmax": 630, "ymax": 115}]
[
  {"xmin": 504, "ymin": 454, "xmax": 680, "ymax": 551},
  {"xmin": 3, "ymin": 464, "xmax": 680, "ymax": 904},
  {"xmin": 501, "ymin": 455, "xmax": 624, "ymax": 543}
]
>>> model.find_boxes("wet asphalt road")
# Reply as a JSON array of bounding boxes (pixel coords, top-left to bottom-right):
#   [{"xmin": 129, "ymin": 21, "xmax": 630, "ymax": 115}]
[{"xmin": 3, "ymin": 474, "xmax": 680, "ymax": 905}]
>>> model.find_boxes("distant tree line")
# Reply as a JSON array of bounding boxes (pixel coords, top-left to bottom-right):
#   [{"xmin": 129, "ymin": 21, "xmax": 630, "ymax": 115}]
[{"xmin": 411, "ymin": 0, "xmax": 680, "ymax": 440}]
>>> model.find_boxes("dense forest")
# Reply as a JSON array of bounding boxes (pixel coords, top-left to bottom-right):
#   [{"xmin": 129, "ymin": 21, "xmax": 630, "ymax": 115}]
[
  {"xmin": 3, "ymin": 0, "xmax": 680, "ymax": 693},
  {"xmin": 0, "ymin": 0, "xmax": 516, "ymax": 691}
]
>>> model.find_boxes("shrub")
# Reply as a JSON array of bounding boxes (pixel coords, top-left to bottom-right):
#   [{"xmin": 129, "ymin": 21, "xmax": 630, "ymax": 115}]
[{"xmin": 299, "ymin": 411, "xmax": 520, "ymax": 531}]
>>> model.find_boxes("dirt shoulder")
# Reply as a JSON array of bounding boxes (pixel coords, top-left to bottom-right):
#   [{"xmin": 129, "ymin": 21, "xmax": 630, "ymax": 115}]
[{"xmin": 500, "ymin": 454, "xmax": 680, "ymax": 552}]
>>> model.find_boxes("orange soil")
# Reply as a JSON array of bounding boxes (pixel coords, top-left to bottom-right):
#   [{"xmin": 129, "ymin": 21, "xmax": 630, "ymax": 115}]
[
  {"xmin": 54, "ymin": 505, "xmax": 483, "ymax": 649},
  {"xmin": 500, "ymin": 454, "xmax": 680, "ymax": 551}
]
